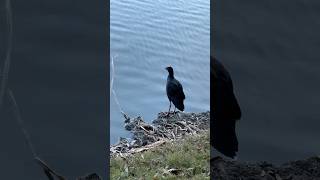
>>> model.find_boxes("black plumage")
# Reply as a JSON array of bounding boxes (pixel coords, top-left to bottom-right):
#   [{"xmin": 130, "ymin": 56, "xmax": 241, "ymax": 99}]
[
  {"xmin": 165, "ymin": 66, "xmax": 185, "ymax": 114},
  {"xmin": 211, "ymin": 56, "xmax": 241, "ymax": 158}
]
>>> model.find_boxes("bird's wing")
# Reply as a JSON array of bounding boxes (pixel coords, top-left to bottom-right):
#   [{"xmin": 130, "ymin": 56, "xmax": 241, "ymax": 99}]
[
  {"xmin": 177, "ymin": 81, "xmax": 185, "ymax": 99},
  {"xmin": 170, "ymin": 79, "xmax": 185, "ymax": 100}
]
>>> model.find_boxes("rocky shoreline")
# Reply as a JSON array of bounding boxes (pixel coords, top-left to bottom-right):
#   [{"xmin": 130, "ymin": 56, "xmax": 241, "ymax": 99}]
[{"xmin": 110, "ymin": 111, "xmax": 210, "ymax": 157}]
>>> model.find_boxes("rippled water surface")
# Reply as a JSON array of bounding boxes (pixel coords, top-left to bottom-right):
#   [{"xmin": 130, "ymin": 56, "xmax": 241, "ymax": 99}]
[{"xmin": 110, "ymin": 0, "xmax": 210, "ymax": 144}]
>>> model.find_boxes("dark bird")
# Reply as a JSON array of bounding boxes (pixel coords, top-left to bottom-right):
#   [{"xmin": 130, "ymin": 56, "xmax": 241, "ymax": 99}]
[
  {"xmin": 165, "ymin": 66, "xmax": 185, "ymax": 115},
  {"xmin": 211, "ymin": 56, "xmax": 241, "ymax": 159}
]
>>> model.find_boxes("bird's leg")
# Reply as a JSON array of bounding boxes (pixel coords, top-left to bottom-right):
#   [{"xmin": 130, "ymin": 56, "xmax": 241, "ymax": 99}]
[
  {"xmin": 173, "ymin": 106, "xmax": 176, "ymax": 114},
  {"xmin": 166, "ymin": 101, "xmax": 171, "ymax": 117}
]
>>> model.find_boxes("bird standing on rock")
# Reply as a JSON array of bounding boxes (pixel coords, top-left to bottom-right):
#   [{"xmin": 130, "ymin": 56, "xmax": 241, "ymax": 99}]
[{"xmin": 165, "ymin": 66, "xmax": 185, "ymax": 116}]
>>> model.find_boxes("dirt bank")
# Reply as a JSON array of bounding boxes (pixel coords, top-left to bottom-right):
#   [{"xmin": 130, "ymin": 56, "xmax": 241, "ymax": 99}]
[{"xmin": 211, "ymin": 155, "xmax": 320, "ymax": 180}]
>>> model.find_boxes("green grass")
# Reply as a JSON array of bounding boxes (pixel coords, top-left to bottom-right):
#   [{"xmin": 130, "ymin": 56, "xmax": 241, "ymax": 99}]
[{"xmin": 110, "ymin": 131, "xmax": 210, "ymax": 180}]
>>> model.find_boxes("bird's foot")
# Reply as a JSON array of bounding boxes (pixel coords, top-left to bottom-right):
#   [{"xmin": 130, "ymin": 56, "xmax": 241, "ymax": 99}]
[
  {"xmin": 166, "ymin": 111, "xmax": 176, "ymax": 117},
  {"xmin": 173, "ymin": 111, "xmax": 179, "ymax": 114},
  {"xmin": 166, "ymin": 110, "xmax": 180, "ymax": 117}
]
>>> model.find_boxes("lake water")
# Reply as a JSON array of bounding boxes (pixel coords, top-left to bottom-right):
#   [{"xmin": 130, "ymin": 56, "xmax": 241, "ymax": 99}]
[{"xmin": 110, "ymin": 0, "xmax": 210, "ymax": 144}]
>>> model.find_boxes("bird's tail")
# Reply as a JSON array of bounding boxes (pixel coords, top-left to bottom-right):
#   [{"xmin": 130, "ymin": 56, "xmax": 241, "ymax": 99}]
[
  {"xmin": 211, "ymin": 119, "xmax": 238, "ymax": 158},
  {"xmin": 172, "ymin": 98, "xmax": 184, "ymax": 111}
]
